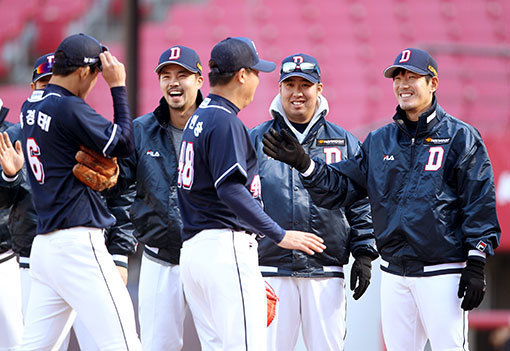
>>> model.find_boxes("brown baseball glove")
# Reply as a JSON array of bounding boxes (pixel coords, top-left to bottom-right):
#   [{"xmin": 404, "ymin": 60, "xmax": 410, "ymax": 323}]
[
  {"xmin": 72, "ymin": 145, "xmax": 119, "ymax": 192},
  {"xmin": 266, "ymin": 280, "xmax": 279, "ymax": 327}
]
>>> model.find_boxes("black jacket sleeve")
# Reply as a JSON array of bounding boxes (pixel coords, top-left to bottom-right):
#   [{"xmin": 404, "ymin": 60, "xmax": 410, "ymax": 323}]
[
  {"xmin": 104, "ymin": 184, "xmax": 137, "ymax": 267},
  {"xmin": 456, "ymin": 137, "xmax": 500, "ymax": 256}
]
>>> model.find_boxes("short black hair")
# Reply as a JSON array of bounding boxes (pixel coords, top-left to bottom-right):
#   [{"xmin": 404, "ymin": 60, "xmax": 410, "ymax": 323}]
[
  {"xmin": 52, "ymin": 51, "xmax": 99, "ymax": 77},
  {"xmin": 208, "ymin": 60, "xmax": 238, "ymax": 86},
  {"xmin": 392, "ymin": 67, "xmax": 432, "ymax": 83}
]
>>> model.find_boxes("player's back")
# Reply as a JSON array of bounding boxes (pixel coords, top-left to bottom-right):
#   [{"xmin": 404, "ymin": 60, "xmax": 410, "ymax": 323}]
[
  {"xmin": 20, "ymin": 85, "xmax": 116, "ymax": 234},
  {"xmin": 177, "ymin": 94, "xmax": 261, "ymax": 241}
]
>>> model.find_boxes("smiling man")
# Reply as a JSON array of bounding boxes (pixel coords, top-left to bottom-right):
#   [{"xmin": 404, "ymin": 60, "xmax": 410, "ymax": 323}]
[
  {"xmin": 250, "ymin": 53, "xmax": 377, "ymax": 351},
  {"xmin": 105, "ymin": 45, "xmax": 204, "ymax": 351},
  {"xmin": 262, "ymin": 48, "xmax": 500, "ymax": 351}
]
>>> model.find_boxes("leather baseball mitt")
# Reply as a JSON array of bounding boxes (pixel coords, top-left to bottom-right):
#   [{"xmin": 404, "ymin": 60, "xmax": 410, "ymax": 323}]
[
  {"xmin": 72, "ymin": 145, "xmax": 119, "ymax": 192},
  {"xmin": 265, "ymin": 281, "xmax": 279, "ymax": 327}
]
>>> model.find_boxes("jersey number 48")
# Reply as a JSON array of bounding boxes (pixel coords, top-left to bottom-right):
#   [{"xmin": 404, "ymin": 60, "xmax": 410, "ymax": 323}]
[{"xmin": 177, "ymin": 141, "xmax": 194, "ymax": 189}]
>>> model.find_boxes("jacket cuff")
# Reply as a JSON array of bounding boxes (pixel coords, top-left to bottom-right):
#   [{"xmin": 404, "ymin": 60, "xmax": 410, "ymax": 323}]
[
  {"xmin": 468, "ymin": 249, "xmax": 486, "ymax": 262},
  {"xmin": 112, "ymin": 254, "xmax": 128, "ymax": 268},
  {"xmin": 301, "ymin": 160, "xmax": 315, "ymax": 178},
  {"xmin": 352, "ymin": 246, "xmax": 379, "ymax": 260},
  {"xmin": 2, "ymin": 171, "xmax": 18, "ymax": 182}
]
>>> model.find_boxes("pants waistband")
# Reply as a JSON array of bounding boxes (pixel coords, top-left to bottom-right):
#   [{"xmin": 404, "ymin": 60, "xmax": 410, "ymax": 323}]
[
  {"xmin": 183, "ymin": 228, "xmax": 256, "ymax": 247},
  {"xmin": 380, "ymin": 259, "xmax": 466, "ymax": 277},
  {"xmin": 19, "ymin": 256, "xmax": 30, "ymax": 268},
  {"xmin": 44, "ymin": 226, "xmax": 104, "ymax": 236},
  {"xmin": 260, "ymin": 265, "xmax": 344, "ymax": 278},
  {"xmin": 144, "ymin": 246, "xmax": 179, "ymax": 265}
]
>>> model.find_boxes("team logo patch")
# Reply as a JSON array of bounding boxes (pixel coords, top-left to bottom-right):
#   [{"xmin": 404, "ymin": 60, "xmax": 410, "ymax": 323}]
[
  {"xmin": 424, "ymin": 137, "xmax": 451, "ymax": 145},
  {"xmin": 476, "ymin": 241, "xmax": 487, "ymax": 252},
  {"xmin": 316, "ymin": 138, "xmax": 345, "ymax": 146}
]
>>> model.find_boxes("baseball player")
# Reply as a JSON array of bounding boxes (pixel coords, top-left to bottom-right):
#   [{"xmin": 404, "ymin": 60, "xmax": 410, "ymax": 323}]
[
  {"xmin": 0, "ymin": 52, "xmax": 137, "ymax": 351},
  {"xmin": 0, "ymin": 98, "xmax": 23, "ymax": 351},
  {"xmin": 250, "ymin": 53, "xmax": 378, "ymax": 351},
  {"xmin": 176, "ymin": 37, "xmax": 326, "ymax": 351},
  {"xmin": 262, "ymin": 48, "xmax": 500, "ymax": 350},
  {"xmin": 105, "ymin": 45, "xmax": 204, "ymax": 350},
  {"xmin": 14, "ymin": 33, "xmax": 140, "ymax": 350}
]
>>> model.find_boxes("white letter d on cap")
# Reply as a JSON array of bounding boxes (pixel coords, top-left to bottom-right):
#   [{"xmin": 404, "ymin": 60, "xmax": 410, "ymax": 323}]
[
  {"xmin": 169, "ymin": 47, "xmax": 181, "ymax": 60},
  {"xmin": 399, "ymin": 50, "xmax": 411, "ymax": 63}
]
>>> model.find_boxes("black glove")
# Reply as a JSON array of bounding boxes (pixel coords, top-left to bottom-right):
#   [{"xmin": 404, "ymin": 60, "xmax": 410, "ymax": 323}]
[
  {"xmin": 262, "ymin": 128, "xmax": 311, "ymax": 173},
  {"xmin": 350, "ymin": 255, "xmax": 372, "ymax": 300},
  {"xmin": 457, "ymin": 257, "xmax": 486, "ymax": 311}
]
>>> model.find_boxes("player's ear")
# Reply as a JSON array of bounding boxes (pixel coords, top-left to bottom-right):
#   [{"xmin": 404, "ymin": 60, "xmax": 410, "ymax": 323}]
[
  {"xmin": 237, "ymin": 68, "xmax": 248, "ymax": 84},
  {"xmin": 430, "ymin": 76, "xmax": 439, "ymax": 93},
  {"xmin": 196, "ymin": 74, "xmax": 204, "ymax": 89},
  {"xmin": 317, "ymin": 82, "xmax": 323, "ymax": 95},
  {"xmin": 77, "ymin": 66, "xmax": 89, "ymax": 80}
]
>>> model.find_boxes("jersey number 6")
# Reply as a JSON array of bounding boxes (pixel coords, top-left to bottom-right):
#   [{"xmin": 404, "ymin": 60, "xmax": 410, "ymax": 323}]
[
  {"xmin": 26, "ymin": 138, "xmax": 45, "ymax": 184},
  {"xmin": 178, "ymin": 141, "xmax": 194, "ymax": 189}
]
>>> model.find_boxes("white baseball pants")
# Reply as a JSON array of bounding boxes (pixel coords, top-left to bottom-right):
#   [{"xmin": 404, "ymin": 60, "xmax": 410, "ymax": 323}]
[
  {"xmin": 381, "ymin": 271, "xmax": 469, "ymax": 351},
  {"xmin": 19, "ymin": 227, "xmax": 141, "ymax": 351},
  {"xmin": 138, "ymin": 252, "xmax": 192, "ymax": 350},
  {"xmin": 20, "ymin": 265, "xmax": 99, "ymax": 351},
  {"xmin": 180, "ymin": 229, "xmax": 266, "ymax": 351},
  {"xmin": 264, "ymin": 276, "xmax": 346, "ymax": 351},
  {"xmin": 0, "ymin": 252, "xmax": 23, "ymax": 351}
]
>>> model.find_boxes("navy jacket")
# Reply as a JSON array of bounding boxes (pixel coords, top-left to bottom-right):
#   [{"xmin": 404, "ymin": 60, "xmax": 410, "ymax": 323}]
[
  {"xmin": 302, "ymin": 98, "xmax": 500, "ymax": 276},
  {"xmin": 107, "ymin": 93, "xmax": 203, "ymax": 265},
  {"xmin": 250, "ymin": 95, "xmax": 377, "ymax": 278}
]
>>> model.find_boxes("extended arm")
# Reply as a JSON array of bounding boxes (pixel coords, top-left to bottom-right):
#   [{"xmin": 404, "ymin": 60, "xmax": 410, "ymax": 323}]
[{"xmin": 216, "ymin": 175, "xmax": 326, "ymax": 255}]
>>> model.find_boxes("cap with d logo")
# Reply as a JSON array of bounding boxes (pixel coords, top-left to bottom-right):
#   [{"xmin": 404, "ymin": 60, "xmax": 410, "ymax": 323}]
[
  {"xmin": 155, "ymin": 45, "xmax": 202, "ymax": 75},
  {"xmin": 279, "ymin": 53, "xmax": 321, "ymax": 84},
  {"xmin": 383, "ymin": 48, "xmax": 438, "ymax": 78}
]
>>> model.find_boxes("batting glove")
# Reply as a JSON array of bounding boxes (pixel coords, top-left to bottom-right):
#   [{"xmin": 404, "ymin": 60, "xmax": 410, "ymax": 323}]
[
  {"xmin": 350, "ymin": 255, "xmax": 372, "ymax": 300},
  {"xmin": 262, "ymin": 128, "xmax": 311, "ymax": 173},
  {"xmin": 457, "ymin": 257, "xmax": 486, "ymax": 311}
]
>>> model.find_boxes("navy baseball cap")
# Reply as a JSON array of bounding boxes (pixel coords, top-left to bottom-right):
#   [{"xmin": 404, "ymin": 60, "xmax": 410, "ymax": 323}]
[
  {"xmin": 32, "ymin": 53, "xmax": 54, "ymax": 83},
  {"xmin": 384, "ymin": 48, "xmax": 438, "ymax": 78},
  {"xmin": 155, "ymin": 45, "xmax": 202, "ymax": 75},
  {"xmin": 210, "ymin": 37, "xmax": 276, "ymax": 73},
  {"xmin": 55, "ymin": 33, "xmax": 108, "ymax": 68},
  {"xmin": 279, "ymin": 53, "xmax": 321, "ymax": 84}
]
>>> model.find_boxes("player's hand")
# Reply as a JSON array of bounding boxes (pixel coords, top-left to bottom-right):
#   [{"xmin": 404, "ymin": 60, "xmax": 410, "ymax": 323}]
[
  {"xmin": 0, "ymin": 132, "xmax": 24, "ymax": 176},
  {"xmin": 457, "ymin": 257, "xmax": 486, "ymax": 310},
  {"xmin": 100, "ymin": 51, "xmax": 126, "ymax": 88},
  {"xmin": 262, "ymin": 128, "xmax": 311, "ymax": 173},
  {"xmin": 350, "ymin": 256, "xmax": 372, "ymax": 300},
  {"xmin": 277, "ymin": 230, "xmax": 325, "ymax": 255},
  {"xmin": 116, "ymin": 265, "xmax": 128, "ymax": 286}
]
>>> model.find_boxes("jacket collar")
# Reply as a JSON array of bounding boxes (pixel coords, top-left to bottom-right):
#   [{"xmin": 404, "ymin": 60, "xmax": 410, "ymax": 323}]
[
  {"xmin": 269, "ymin": 94, "xmax": 329, "ymax": 143},
  {"xmin": 153, "ymin": 90, "xmax": 204, "ymax": 128},
  {"xmin": 393, "ymin": 95, "xmax": 442, "ymax": 137}
]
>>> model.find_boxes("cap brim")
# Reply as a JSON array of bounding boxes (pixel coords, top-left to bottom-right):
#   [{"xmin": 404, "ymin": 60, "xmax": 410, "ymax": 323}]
[
  {"xmin": 251, "ymin": 59, "xmax": 276, "ymax": 73},
  {"xmin": 383, "ymin": 64, "xmax": 430, "ymax": 78},
  {"xmin": 155, "ymin": 61, "xmax": 200, "ymax": 74},
  {"xmin": 33, "ymin": 72, "xmax": 52, "ymax": 83},
  {"xmin": 279, "ymin": 72, "xmax": 319, "ymax": 84}
]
